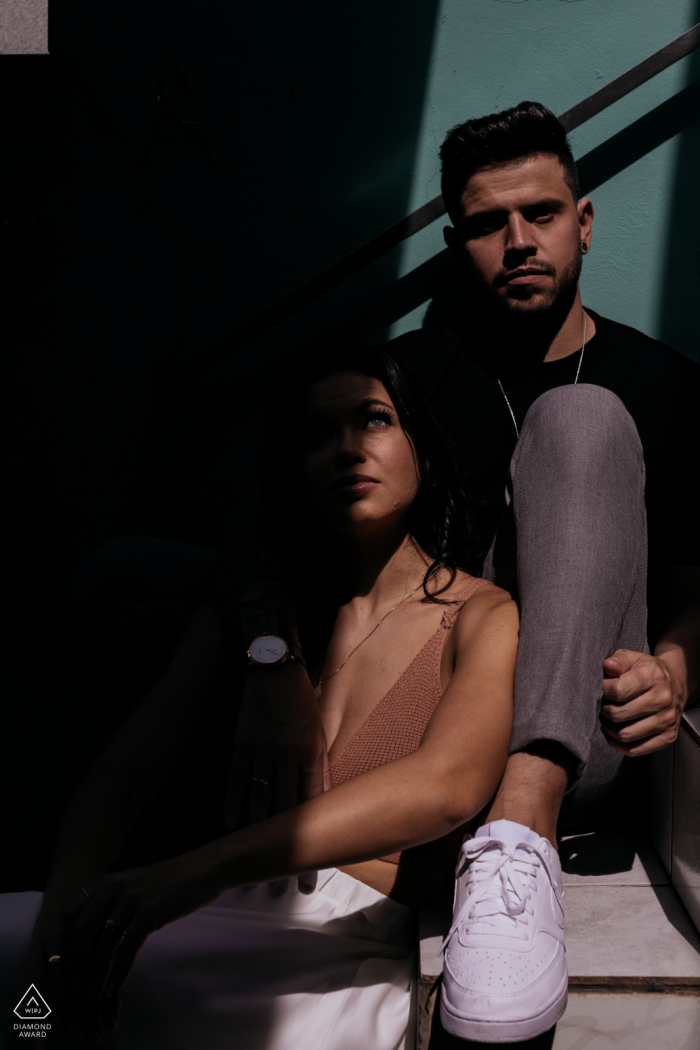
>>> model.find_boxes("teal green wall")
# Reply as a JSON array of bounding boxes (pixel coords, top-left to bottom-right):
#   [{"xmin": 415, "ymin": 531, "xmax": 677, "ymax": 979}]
[{"xmin": 387, "ymin": 0, "xmax": 699, "ymax": 360}]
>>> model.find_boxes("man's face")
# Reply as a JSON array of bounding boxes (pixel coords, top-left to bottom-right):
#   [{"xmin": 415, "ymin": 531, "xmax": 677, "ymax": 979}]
[{"xmin": 445, "ymin": 153, "xmax": 593, "ymax": 318}]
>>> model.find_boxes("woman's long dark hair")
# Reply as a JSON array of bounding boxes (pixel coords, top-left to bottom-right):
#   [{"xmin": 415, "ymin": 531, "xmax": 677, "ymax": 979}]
[{"xmin": 258, "ymin": 343, "xmax": 482, "ymax": 671}]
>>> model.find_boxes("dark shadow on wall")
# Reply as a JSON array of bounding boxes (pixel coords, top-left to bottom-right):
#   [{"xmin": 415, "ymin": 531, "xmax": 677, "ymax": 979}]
[
  {"xmin": 2, "ymin": 0, "xmax": 441, "ymax": 890},
  {"xmin": 658, "ymin": 4, "xmax": 700, "ymax": 362},
  {"xmin": 575, "ymin": 81, "xmax": 700, "ymax": 198},
  {"xmin": 46, "ymin": 0, "xmax": 444, "ymax": 366}
]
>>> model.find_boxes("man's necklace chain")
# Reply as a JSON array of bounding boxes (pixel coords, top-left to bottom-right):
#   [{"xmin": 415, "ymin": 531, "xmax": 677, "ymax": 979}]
[{"xmin": 496, "ymin": 312, "xmax": 587, "ymax": 440}]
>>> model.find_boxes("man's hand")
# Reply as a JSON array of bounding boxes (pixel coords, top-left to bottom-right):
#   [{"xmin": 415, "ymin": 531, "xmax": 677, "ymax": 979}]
[
  {"xmin": 600, "ymin": 647, "xmax": 687, "ymax": 756},
  {"xmin": 225, "ymin": 662, "xmax": 330, "ymax": 827}
]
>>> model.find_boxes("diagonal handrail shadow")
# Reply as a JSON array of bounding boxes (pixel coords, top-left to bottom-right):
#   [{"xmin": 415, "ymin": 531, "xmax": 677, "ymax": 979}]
[{"xmin": 576, "ymin": 79, "xmax": 700, "ymax": 195}]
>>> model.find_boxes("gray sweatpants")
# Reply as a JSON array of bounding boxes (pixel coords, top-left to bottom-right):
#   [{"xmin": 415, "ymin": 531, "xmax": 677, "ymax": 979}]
[{"xmin": 483, "ymin": 384, "xmax": 648, "ymax": 826}]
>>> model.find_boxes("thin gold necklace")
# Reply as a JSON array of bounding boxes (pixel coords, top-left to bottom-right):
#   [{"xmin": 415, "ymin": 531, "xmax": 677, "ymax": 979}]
[
  {"xmin": 318, "ymin": 586, "xmax": 419, "ymax": 685},
  {"xmin": 497, "ymin": 312, "xmax": 587, "ymax": 439}
]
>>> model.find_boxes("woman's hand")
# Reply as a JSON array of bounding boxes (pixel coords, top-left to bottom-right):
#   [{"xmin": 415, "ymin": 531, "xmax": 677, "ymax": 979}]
[{"xmin": 57, "ymin": 848, "xmax": 224, "ymax": 1039}]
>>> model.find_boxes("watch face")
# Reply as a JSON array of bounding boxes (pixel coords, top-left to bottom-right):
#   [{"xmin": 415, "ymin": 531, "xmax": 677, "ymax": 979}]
[{"xmin": 249, "ymin": 635, "xmax": 288, "ymax": 664}]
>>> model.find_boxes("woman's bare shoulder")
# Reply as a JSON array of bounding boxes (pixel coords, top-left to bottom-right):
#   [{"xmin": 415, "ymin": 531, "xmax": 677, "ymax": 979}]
[
  {"xmin": 438, "ymin": 578, "xmax": 517, "ymax": 686},
  {"xmin": 452, "ymin": 579, "xmax": 519, "ymax": 642}
]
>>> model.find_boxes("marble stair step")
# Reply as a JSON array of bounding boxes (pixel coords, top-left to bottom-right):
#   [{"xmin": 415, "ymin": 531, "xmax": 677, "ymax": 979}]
[
  {"xmin": 557, "ymin": 880, "xmax": 700, "ymax": 1048},
  {"xmin": 560, "ymin": 828, "xmax": 700, "ymax": 981}
]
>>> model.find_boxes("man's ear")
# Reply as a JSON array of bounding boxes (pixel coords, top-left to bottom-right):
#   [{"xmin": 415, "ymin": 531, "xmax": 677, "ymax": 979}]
[
  {"xmin": 577, "ymin": 197, "xmax": 594, "ymax": 248},
  {"xmin": 444, "ymin": 223, "xmax": 473, "ymax": 277}
]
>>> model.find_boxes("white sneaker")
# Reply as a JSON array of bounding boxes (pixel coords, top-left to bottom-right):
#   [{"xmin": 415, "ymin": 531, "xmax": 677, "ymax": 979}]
[{"xmin": 440, "ymin": 819, "xmax": 567, "ymax": 1043}]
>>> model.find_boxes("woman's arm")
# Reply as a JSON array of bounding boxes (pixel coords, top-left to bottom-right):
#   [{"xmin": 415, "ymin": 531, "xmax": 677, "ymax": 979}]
[{"xmin": 64, "ymin": 589, "xmax": 517, "ymax": 1006}]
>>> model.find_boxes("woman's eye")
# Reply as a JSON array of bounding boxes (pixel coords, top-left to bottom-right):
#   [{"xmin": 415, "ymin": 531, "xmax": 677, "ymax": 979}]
[{"xmin": 365, "ymin": 410, "xmax": 393, "ymax": 429}]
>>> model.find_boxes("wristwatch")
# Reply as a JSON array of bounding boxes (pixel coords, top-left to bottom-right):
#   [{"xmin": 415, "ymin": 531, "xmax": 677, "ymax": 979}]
[{"xmin": 247, "ymin": 634, "xmax": 306, "ymax": 669}]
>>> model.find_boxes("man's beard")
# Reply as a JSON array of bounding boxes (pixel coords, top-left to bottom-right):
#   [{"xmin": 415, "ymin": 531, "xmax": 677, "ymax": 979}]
[{"xmin": 471, "ymin": 252, "xmax": 582, "ymax": 325}]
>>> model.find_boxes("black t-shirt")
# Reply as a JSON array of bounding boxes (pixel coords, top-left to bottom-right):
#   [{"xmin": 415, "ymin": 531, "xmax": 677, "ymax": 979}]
[{"xmin": 388, "ymin": 310, "xmax": 699, "ymax": 643}]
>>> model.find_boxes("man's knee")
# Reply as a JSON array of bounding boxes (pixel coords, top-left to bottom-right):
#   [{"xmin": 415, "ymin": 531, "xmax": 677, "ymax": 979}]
[{"xmin": 516, "ymin": 383, "xmax": 643, "ymax": 482}]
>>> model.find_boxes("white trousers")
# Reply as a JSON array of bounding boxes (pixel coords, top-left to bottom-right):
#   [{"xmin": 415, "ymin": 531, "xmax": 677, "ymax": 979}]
[{"xmin": 0, "ymin": 869, "xmax": 416, "ymax": 1050}]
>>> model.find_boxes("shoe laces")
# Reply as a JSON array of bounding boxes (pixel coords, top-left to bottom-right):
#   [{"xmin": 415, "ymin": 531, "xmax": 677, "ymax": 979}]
[{"xmin": 441, "ymin": 836, "xmax": 565, "ymax": 952}]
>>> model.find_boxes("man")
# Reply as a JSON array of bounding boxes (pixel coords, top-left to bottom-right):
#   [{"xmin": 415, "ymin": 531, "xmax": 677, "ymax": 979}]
[
  {"xmin": 385, "ymin": 101, "xmax": 700, "ymax": 1041},
  {"xmin": 73, "ymin": 102, "xmax": 699, "ymax": 1042}
]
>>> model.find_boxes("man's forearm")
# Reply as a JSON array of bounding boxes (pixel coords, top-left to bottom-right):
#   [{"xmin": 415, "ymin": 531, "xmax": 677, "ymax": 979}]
[
  {"xmin": 218, "ymin": 580, "xmax": 301, "ymax": 649},
  {"xmin": 655, "ymin": 604, "xmax": 700, "ymax": 709},
  {"xmin": 215, "ymin": 482, "xmax": 300, "ymax": 646}
]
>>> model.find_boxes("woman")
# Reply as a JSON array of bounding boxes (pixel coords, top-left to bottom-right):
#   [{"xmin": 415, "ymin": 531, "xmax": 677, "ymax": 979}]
[{"xmin": 2, "ymin": 345, "xmax": 517, "ymax": 1049}]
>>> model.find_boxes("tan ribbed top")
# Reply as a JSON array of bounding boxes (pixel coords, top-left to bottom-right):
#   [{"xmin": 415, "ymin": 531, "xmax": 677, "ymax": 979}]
[{"xmin": 329, "ymin": 576, "xmax": 490, "ymax": 868}]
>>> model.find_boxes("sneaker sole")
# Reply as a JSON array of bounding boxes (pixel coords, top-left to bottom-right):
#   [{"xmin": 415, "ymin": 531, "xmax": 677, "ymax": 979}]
[{"xmin": 440, "ymin": 972, "xmax": 568, "ymax": 1043}]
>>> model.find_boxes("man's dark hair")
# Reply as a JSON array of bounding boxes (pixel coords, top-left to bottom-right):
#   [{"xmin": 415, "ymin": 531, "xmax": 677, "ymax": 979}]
[{"xmin": 440, "ymin": 101, "xmax": 579, "ymax": 220}]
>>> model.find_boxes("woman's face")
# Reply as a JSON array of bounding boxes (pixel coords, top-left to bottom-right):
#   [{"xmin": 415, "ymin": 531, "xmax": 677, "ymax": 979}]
[{"xmin": 301, "ymin": 371, "xmax": 420, "ymax": 536}]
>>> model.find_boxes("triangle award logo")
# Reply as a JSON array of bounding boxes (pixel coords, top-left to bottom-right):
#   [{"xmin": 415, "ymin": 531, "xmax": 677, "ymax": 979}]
[{"xmin": 14, "ymin": 984, "xmax": 51, "ymax": 1020}]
